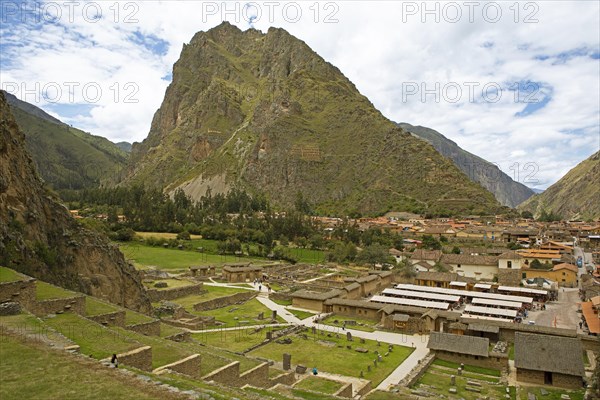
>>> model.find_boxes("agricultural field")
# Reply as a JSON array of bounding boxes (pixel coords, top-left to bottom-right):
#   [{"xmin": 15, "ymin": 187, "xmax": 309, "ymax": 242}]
[{"xmin": 192, "ymin": 326, "xmax": 282, "ymax": 353}]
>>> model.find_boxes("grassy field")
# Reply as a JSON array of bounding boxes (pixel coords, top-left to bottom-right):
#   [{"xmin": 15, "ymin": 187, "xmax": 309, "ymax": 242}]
[
  {"xmin": 85, "ymin": 297, "xmax": 122, "ymax": 316},
  {"xmin": 0, "ymin": 334, "xmax": 184, "ymax": 400},
  {"xmin": 250, "ymin": 332, "xmax": 414, "ymax": 385},
  {"xmin": 320, "ymin": 314, "xmax": 378, "ymax": 333},
  {"xmin": 195, "ymin": 298, "xmax": 287, "ymax": 328},
  {"xmin": 285, "ymin": 308, "xmax": 316, "ymax": 320},
  {"xmin": 0, "ymin": 266, "xmax": 23, "ymax": 282},
  {"xmin": 125, "ymin": 310, "xmax": 156, "ymax": 326},
  {"xmin": 294, "ymin": 376, "xmax": 344, "ymax": 394},
  {"xmin": 162, "ymin": 285, "xmax": 250, "ymax": 311},
  {"xmin": 414, "ymin": 361, "xmax": 513, "ymax": 400},
  {"xmin": 119, "ymin": 244, "xmax": 266, "ymax": 270},
  {"xmin": 36, "ymin": 281, "xmax": 78, "ymax": 300},
  {"xmin": 192, "ymin": 328, "xmax": 275, "ymax": 353},
  {"xmin": 518, "ymin": 386, "xmax": 585, "ymax": 400},
  {"xmin": 144, "ymin": 278, "xmax": 196, "ymax": 290}
]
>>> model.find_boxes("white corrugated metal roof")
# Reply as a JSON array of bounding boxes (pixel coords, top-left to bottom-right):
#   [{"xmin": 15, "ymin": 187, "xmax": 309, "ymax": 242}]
[
  {"xmin": 382, "ymin": 288, "xmax": 460, "ymax": 302},
  {"xmin": 465, "ymin": 304, "xmax": 518, "ymax": 317},
  {"xmin": 498, "ymin": 285, "xmax": 548, "ymax": 295},
  {"xmin": 395, "ymin": 283, "xmax": 533, "ymax": 303},
  {"xmin": 474, "ymin": 283, "xmax": 492, "ymax": 289},
  {"xmin": 370, "ymin": 295, "xmax": 450, "ymax": 310},
  {"xmin": 472, "ymin": 297, "xmax": 523, "ymax": 309}
]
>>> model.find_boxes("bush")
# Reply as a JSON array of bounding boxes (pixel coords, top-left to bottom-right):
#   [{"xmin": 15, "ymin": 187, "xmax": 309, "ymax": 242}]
[{"xmin": 176, "ymin": 231, "xmax": 191, "ymax": 240}]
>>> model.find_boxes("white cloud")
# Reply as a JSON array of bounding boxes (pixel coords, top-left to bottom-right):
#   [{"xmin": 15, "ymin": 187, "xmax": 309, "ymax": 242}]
[{"xmin": 1, "ymin": 0, "xmax": 598, "ymax": 189}]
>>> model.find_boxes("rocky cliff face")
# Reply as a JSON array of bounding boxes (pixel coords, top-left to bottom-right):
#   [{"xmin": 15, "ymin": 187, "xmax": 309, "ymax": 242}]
[
  {"xmin": 519, "ymin": 151, "xmax": 600, "ymax": 220},
  {"xmin": 399, "ymin": 123, "xmax": 535, "ymax": 208},
  {"xmin": 125, "ymin": 22, "xmax": 501, "ymax": 216},
  {"xmin": 0, "ymin": 91, "xmax": 151, "ymax": 312}
]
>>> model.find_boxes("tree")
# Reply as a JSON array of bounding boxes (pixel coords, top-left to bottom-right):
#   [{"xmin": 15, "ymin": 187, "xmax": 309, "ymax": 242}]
[
  {"xmin": 356, "ymin": 243, "xmax": 393, "ymax": 266},
  {"xmin": 433, "ymin": 261, "xmax": 449, "ymax": 272},
  {"xmin": 398, "ymin": 258, "xmax": 416, "ymax": 278},
  {"xmin": 520, "ymin": 210, "xmax": 533, "ymax": 219},
  {"xmin": 309, "ymin": 234, "xmax": 325, "ymax": 250},
  {"xmin": 422, "ymin": 235, "xmax": 442, "ymax": 250},
  {"xmin": 176, "ymin": 231, "xmax": 191, "ymax": 240},
  {"xmin": 451, "ymin": 246, "xmax": 461, "ymax": 254}
]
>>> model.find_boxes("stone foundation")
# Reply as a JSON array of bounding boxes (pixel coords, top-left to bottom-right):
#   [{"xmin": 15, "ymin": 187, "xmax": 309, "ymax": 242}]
[
  {"xmin": 116, "ymin": 346, "xmax": 152, "ymax": 371},
  {"xmin": 146, "ymin": 283, "xmax": 204, "ymax": 302},
  {"xmin": 0, "ymin": 278, "xmax": 36, "ymax": 308},
  {"xmin": 334, "ymin": 382, "xmax": 353, "ymax": 398},
  {"xmin": 193, "ymin": 291, "xmax": 256, "ymax": 312},
  {"xmin": 30, "ymin": 296, "xmax": 85, "ymax": 317},
  {"xmin": 154, "ymin": 354, "xmax": 201, "ymax": 378},
  {"xmin": 202, "ymin": 361, "xmax": 240, "ymax": 385},
  {"xmin": 87, "ymin": 310, "xmax": 126, "ymax": 327},
  {"xmin": 126, "ymin": 320, "xmax": 161, "ymax": 336},
  {"xmin": 268, "ymin": 371, "xmax": 296, "ymax": 387}
]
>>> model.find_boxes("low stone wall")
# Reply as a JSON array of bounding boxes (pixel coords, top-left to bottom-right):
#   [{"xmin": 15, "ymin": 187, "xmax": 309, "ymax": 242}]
[
  {"xmin": 146, "ymin": 283, "xmax": 204, "ymax": 302},
  {"xmin": 154, "ymin": 354, "xmax": 201, "ymax": 378},
  {"xmin": 435, "ymin": 350, "xmax": 508, "ymax": 371},
  {"xmin": 193, "ymin": 291, "xmax": 256, "ymax": 312},
  {"xmin": 30, "ymin": 296, "xmax": 85, "ymax": 317},
  {"xmin": 126, "ymin": 320, "xmax": 161, "ymax": 336},
  {"xmin": 400, "ymin": 353, "xmax": 435, "ymax": 387},
  {"xmin": 268, "ymin": 371, "xmax": 296, "ymax": 387},
  {"xmin": 356, "ymin": 381, "xmax": 372, "ymax": 397},
  {"xmin": 239, "ymin": 362, "xmax": 270, "ymax": 387},
  {"xmin": 334, "ymin": 382, "xmax": 353, "ymax": 398},
  {"xmin": 202, "ymin": 361, "xmax": 240, "ymax": 385},
  {"xmin": 0, "ymin": 278, "xmax": 36, "ymax": 308},
  {"xmin": 165, "ymin": 331, "xmax": 191, "ymax": 342},
  {"xmin": 87, "ymin": 310, "xmax": 126, "ymax": 327},
  {"xmin": 118, "ymin": 346, "xmax": 152, "ymax": 371},
  {"xmin": 269, "ymin": 292, "xmax": 292, "ymax": 304}
]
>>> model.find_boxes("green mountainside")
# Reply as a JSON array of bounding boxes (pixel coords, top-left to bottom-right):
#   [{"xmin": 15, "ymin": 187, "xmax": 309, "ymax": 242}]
[
  {"xmin": 519, "ymin": 151, "xmax": 600, "ymax": 220},
  {"xmin": 3, "ymin": 91, "xmax": 127, "ymax": 190},
  {"xmin": 125, "ymin": 22, "xmax": 501, "ymax": 216},
  {"xmin": 398, "ymin": 123, "xmax": 535, "ymax": 208}
]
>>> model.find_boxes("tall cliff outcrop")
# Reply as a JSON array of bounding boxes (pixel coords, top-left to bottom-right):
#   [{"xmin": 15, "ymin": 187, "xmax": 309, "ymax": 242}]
[{"xmin": 0, "ymin": 91, "xmax": 151, "ymax": 312}]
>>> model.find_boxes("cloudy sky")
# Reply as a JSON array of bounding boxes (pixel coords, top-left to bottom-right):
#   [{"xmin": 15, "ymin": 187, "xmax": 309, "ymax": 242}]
[{"xmin": 1, "ymin": 0, "xmax": 598, "ymax": 190}]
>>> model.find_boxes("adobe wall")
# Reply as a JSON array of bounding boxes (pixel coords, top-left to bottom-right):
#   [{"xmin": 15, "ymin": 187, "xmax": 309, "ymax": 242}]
[
  {"xmin": 118, "ymin": 346, "xmax": 152, "ymax": 371},
  {"xmin": 330, "ymin": 304, "xmax": 379, "ymax": 320},
  {"xmin": 30, "ymin": 296, "xmax": 85, "ymax": 317},
  {"xmin": 268, "ymin": 371, "xmax": 296, "ymax": 387},
  {"xmin": 87, "ymin": 310, "xmax": 126, "ymax": 327},
  {"xmin": 334, "ymin": 382, "xmax": 353, "ymax": 398},
  {"xmin": 498, "ymin": 269, "xmax": 521, "ymax": 286},
  {"xmin": 154, "ymin": 354, "xmax": 201, "ymax": 379},
  {"xmin": 193, "ymin": 291, "xmax": 256, "ymax": 312},
  {"xmin": 434, "ymin": 350, "xmax": 508, "ymax": 371},
  {"xmin": 202, "ymin": 361, "xmax": 240, "ymax": 385},
  {"xmin": 516, "ymin": 369, "xmax": 583, "ymax": 389},
  {"xmin": 356, "ymin": 381, "xmax": 372, "ymax": 397},
  {"xmin": 239, "ymin": 362, "xmax": 270, "ymax": 388},
  {"xmin": 0, "ymin": 279, "xmax": 36, "ymax": 308},
  {"xmin": 126, "ymin": 320, "xmax": 161, "ymax": 336},
  {"xmin": 291, "ymin": 297, "xmax": 324, "ymax": 312},
  {"xmin": 146, "ymin": 283, "xmax": 204, "ymax": 302}
]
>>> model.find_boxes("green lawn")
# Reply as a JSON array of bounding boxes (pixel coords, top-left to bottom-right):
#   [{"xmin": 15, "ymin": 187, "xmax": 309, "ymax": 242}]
[
  {"xmin": 144, "ymin": 279, "xmax": 196, "ymax": 290},
  {"xmin": 432, "ymin": 359, "xmax": 502, "ymax": 377},
  {"xmin": 119, "ymin": 244, "xmax": 266, "ymax": 270},
  {"xmin": 35, "ymin": 281, "xmax": 78, "ymax": 300},
  {"xmin": 85, "ymin": 297, "xmax": 121, "ymax": 316},
  {"xmin": 0, "ymin": 335, "xmax": 179, "ymax": 400},
  {"xmin": 518, "ymin": 386, "xmax": 585, "ymax": 400},
  {"xmin": 192, "ymin": 328, "xmax": 274, "ymax": 353},
  {"xmin": 0, "ymin": 266, "xmax": 23, "ymax": 283},
  {"xmin": 320, "ymin": 314, "xmax": 378, "ymax": 332},
  {"xmin": 125, "ymin": 310, "xmax": 156, "ymax": 326},
  {"xmin": 196, "ymin": 298, "xmax": 286, "ymax": 328},
  {"xmin": 285, "ymin": 308, "xmax": 316, "ymax": 320},
  {"xmin": 271, "ymin": 298, "xmax": 292, "ymax": 306},
  {"xmin": 250, "ymin": 332, "xmax": 414, "ymax": 385},
  {"xmin": 294, "ymin": 376, "xmax": 344, "ymax": 394}
]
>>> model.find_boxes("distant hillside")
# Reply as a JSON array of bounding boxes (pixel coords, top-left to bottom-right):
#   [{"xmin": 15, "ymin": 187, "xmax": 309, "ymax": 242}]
[
  {"xmin": 116, "ymin": 141, "xmax": 132, "ymax": 152},
  {"xmin": 519, "ymin": 151, "xmax": 600, "ymax": 220},
  {"xmin": 3, "ymin": 91, "xmax": 127, "ymax": 190},
  {"xmin": 398, "ymin": 123, "xmax": 535, "ymax": 208},
  {"xmin": 123, "ymin": 22, "xmax": 501, "ymax": 217}
]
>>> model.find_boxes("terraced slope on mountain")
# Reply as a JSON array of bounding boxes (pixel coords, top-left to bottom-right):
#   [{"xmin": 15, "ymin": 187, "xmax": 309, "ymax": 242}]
[
  {"xmin": 0, "ymin": 91, "xmax": 150, "ymax": 311},
  {"xmin": 3, "ymin": 91, "xmax": 127, "ymax": 190},
  {"xmin": 398, "ymin": 123, "xmax": 535, "ymax": 208},
  {"xmin": 519, "ymin": 151, "xmax": 600, "ymax": 220},
  {"xmin": 125, "ymin": 22, "xmax": 500, "ymax": 216}
]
